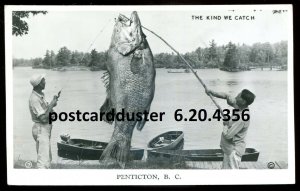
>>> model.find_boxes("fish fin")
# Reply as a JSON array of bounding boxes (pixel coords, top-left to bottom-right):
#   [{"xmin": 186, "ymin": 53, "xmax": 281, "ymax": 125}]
[
  {"xmin": 136, "ymin": 118, "xmax": 146, "ymax": 131},
  {"xmin": 100, "ymin": 98, "xmax": 114, "ymax": 124},
  {"xmin": 101, "ymin": 71, "xmax": 110, "ymax": 94},
  {"xmin": 100, "ymin": 71, "xmax": 114, "ymax": 124},
  {"xmin": 136, "ymin": 107, "xmax": 151, "ymax": 131},
  {"xmin": 99, "ymin": 132, "xmax": 130, "ymax": 169}
]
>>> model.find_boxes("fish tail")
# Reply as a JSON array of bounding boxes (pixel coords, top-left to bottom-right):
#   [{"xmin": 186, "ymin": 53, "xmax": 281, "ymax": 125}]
[{"xmin": 99, "ymin": 132, "xmax": 130, "ymax": 168}]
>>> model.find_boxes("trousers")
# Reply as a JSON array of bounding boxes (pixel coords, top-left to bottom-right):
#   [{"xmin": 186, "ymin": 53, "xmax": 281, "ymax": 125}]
[
  {"xmin": 222, "ymin": 150, "xmax": 241, "ymax": 169},
  {"xmin": 32, "ymin": 123, "xmax": 52, "ymax": 169}
]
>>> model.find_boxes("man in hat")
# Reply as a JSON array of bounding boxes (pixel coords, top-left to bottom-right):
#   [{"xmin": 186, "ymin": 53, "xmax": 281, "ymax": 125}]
[
  {"xmin": 206, "ymin": 88, "xmax": 255, "ymax": 169},
  {"xmin": 29, "ymin": 74, "xmax": 58, "ymax": 169}
]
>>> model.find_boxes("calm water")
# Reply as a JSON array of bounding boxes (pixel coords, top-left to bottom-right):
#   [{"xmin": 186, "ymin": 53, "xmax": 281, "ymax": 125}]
[{"xmin": 13, "ymin": 67, "xmax": 288, "ymax": 163}]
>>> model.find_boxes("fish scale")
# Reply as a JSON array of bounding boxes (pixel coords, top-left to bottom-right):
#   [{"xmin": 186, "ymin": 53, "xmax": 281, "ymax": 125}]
[{"xmin": 116, "ymin": 58, "xmax": 152, "ymax": 111}]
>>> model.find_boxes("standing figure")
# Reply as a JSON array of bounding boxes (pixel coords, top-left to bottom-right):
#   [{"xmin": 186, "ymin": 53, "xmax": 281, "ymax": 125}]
[
  {"xmin": 29, "ymin": 74, "xmax": 58, "ymax": 168},
  {"xmin": 206, "ymin": 88, "xmax": 255, "ymax": 169}
]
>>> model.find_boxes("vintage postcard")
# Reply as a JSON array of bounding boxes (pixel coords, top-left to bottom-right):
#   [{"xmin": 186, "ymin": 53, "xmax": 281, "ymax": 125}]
[{"xmin": 6, "ymin": 5, "xmax": 294, "ymax": 185}]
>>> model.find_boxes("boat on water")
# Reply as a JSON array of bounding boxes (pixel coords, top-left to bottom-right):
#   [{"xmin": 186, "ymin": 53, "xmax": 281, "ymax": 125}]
[
  {"xmin": 147, "ymin": 131, "xmax": 184, "ymax": 150},
  {"xmin": 167, "ymin": 69, "xmax": 191, "ymax": 73},
  {"xmin": 57, "ymin": 136, "xmax": 144, "ymax": 160},
  {"xmin": 147, "ymin": 148, "xmax": 259, "ymax": 161}
]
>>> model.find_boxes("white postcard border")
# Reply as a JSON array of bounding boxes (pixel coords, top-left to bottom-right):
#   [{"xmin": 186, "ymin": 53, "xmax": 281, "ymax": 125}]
[{"xmin": 6, "ymin": 4, "xmax": 295, "ymax": 185}]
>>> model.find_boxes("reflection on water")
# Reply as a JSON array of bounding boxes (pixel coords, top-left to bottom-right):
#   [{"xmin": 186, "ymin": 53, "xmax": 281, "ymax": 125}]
[
  {"xmin": 13, "ymin": 68, "xmax": 288, "ymax": 163},
  {"xmin": 226, "ymin": 80, "xmax": 238, "ymax": 86}
]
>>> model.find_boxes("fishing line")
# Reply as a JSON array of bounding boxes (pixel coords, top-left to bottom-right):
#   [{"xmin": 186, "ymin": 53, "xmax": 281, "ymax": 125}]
[
  {"xmin": 79, "ymin": 18, "xmax": 113, "ymax": 63},
  {"xmin": 56, "ymin": 18, "xmax": 113, "ymax": 91},
  {"xmin": 53, "ymin": 18, "xmax": 113, "ymax": 134}
]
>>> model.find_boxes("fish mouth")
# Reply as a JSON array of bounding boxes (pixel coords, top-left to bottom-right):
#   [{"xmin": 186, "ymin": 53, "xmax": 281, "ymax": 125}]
[
  {"xmin": 117, "ymin": 11, "xmax": 141, "ymax": 28},
  {"xmin": 113, "ymin": 11, "xmax": 144, "ymax": 55},
  {"xmin": 129, "ymin": 11, "xmax": 141, "ymax": 27}
]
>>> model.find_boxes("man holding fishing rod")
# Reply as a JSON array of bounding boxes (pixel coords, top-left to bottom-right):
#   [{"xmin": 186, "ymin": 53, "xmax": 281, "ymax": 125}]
[
  {"xmin": 29, "ymin": 74, "xmax": 61, "ymax": 168},
  {"xmin": 206, "ymin": 88, "xmax": 255, "ymax": 169}
]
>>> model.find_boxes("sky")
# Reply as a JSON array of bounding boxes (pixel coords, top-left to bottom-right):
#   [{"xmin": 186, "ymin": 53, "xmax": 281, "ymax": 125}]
[{"xmin": 10, "ymin": 6, "xmax": 291, "ymax": 59}]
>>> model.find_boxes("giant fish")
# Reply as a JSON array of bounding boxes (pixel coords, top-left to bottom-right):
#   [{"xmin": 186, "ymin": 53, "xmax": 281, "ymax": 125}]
[{"xmin": 99, "ymin": 11, "xmax": 156, "ymax": 168}]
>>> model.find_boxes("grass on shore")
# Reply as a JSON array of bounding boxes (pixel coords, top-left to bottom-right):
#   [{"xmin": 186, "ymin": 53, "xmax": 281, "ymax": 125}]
[{"xmin": 14, "ymin": 157, "xmax": 190, "ymax": 169}]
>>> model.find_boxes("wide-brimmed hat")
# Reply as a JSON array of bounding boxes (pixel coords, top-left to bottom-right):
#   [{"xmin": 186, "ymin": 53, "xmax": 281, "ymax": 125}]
[{"xmin": 30, "ymin": 73, "xmax": 46, "ymax": 87}]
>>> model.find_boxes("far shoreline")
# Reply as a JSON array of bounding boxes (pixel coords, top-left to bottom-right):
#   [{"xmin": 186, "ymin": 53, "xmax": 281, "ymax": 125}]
[{"xmin": 13, "ymin": 65, "xmax": 287, "ymax": 72}]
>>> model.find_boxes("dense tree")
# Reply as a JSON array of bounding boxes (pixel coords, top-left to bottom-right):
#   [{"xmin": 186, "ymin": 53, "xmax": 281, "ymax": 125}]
[
  {"xmin": 89, "ymin": 49, "xmax": 99, "ymax": 67},
  {"xmin": 184, "ymin": 52, "xmax": 200, "ymax": 68},
  {"xmin": 223, "ymin": 42, "xmax": 239, "ymax": 68},
  {"xmin": 208, "ymin": 40, "xmax": 219, "ymax": 64},
  {"xmin": 250, "ymin": 43, "xmax": 264, "ymax": 65},
  {"xmin": 238, "ymin": 44, "xmax": 251, "ymax": 65},
  {"xmin": 50, "ymin": 51, "xmax": 56, "ymax": 67},
  {"xmin": 13, "ymin": 40, "xmax": 288, "ymax": 71},
  {"xmin": 70, "ymin": 51, "xmax": 81, "ymax": 65},
  {"xmin": 273, "ymin": 41, "xmax": 287, "ymax": 66},
  {"xmin": 262, "ymin": 42, "xmax": 274, "ymax": 65},
  {"xmin": 249, "ymin": 42, "xmax": 276, "ymax": 69},
  {"xmin": 154, "ymin": 53, "xmax": 174, "ymax": 68},
  {"xmin": 13, "ymin": 58, "xmax": 34, "ymax": 67},
  {"xmin": 216, "ymin": 45, "xmax": 226, "ymax": 65},
  {"xmin": 56, "ymin": 47, "xmax": 71, "ymax": 66},
  {"xmin": 154, "ymin": 53, "xmax": 170, "ymax": 68},
  {"xmin": 42, "ymin": 50, "xmax": 51, "ymax": 68},
  {"xmin": 98, "ymin": 51, "xmax": 109, "ymax": 70},
  {"xmin": 32, "ymin": 58, "xmax": 43, "ymax": 68},
  {"xmin": 195, "ymin": 47, "xmax": 204, "ymax": 63},
  {"xmin": 80, "ymin": 53, "xmax": 91, "ymax": 66},
  {"xmin": 12, "ymin": 11, "xmax": 47, "ymax": 36}
]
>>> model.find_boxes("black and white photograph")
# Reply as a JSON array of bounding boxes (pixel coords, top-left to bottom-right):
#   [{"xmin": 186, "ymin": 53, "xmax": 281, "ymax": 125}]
[{"xmin": 6, "ymin": 5, "xmax": 294, "ymax": 185}]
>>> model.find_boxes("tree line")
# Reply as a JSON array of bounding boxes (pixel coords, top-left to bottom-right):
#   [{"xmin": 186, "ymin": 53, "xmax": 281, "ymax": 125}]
[
  {"xmin": 13, "ymin": 48, "xmax": 109, "ymax": 70},
  {"xmin": 154, "ymin": 40, "xmax": 287, "ymax": 70},
  {"xmin": 13, "ymin": 40, "xmax": 288, "ymax": 70}
]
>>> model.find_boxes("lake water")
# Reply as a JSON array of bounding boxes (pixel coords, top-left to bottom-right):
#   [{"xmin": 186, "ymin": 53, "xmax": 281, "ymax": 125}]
[{"xmin": 13, "ymin": 67, "xmax": 288, "ymax": 163}]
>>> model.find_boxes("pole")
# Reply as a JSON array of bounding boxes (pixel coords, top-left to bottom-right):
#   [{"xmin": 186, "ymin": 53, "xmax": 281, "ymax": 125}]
[{"xmin": 141, "ymin": 25, "xmax": 225, "ymax": 117}]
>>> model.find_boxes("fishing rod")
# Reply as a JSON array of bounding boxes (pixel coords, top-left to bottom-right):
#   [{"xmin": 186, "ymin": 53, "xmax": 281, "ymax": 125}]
[
  {"xmin": 119, "ymin": 14, "xmax": 225, "ymax": 117},
  {"xmin": 53, "ymin": 19, "xmax": 113, "ymax": 111},
  {"xmin": 79, "ymin": 18, "xmax": 113, "ymax": 63}
]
